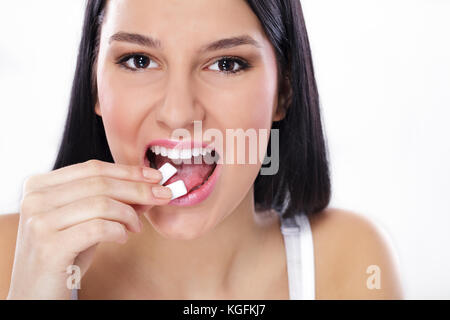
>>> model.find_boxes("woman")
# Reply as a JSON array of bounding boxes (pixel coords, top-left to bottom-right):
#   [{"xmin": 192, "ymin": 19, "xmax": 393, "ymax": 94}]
[{"xmin": 1, "ymin": 0, "xmax": 402, "ymax": 299}]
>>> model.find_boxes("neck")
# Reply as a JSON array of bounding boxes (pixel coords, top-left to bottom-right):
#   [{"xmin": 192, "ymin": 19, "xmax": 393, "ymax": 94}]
[{"xmin": 97, "ymin": 188, "xmax": 281, "ymax": 299}]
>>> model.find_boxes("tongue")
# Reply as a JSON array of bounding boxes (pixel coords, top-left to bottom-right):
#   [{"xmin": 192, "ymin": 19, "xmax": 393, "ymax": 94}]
[{"xmin": 154, "ymin": 154, "xmax": 215, "ymax": 193}]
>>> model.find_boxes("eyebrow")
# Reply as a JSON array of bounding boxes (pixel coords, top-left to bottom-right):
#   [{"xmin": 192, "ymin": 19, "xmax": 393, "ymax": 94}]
[
  {"xmin": 200, "ymin": 35, "xmax": 262, "ymax": 52},
  {"xmin": 109, "ymin": 32, "xmax": 262, "ymax": 52},
  {"xmin": 109, "ymin": 32, "xmax": 162, "ymax": 48}
]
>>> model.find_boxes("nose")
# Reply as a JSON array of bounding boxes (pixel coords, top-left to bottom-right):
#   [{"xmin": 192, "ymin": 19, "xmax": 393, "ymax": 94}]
[{"xmin": 155, "ymin": 71, "xmax": 204, "ymax": 132}]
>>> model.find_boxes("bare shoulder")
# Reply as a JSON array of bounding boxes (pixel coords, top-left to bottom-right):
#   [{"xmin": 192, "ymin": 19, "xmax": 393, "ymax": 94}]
[
  {"xmin": 309, "ymin": 207, "xmax": 404, "ymax": 299},
  {"xmin": 0, "ymin": 213, "xmax": 20, "ymax": 299}
]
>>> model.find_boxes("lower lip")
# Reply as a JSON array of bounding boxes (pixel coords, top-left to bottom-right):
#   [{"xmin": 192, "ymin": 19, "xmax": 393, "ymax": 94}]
[{"xmin": 168, "ymin": 163, "xmax": 222, "ymax": 207}]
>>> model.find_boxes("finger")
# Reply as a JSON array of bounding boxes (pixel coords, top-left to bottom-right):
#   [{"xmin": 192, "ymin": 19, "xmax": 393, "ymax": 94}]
[
  {"xmin": 23, "ymin": 160, "xmax": 162, "ymax": 194},
  {"xmin": 41, "ymin": 196, "xmax": 142, "ymax": 233},
  {"xmin": 23, "ymin": 176, "xmax": 173, "ymax": 214},
  {"xmin": 58, "ymin": 219, "xmax": 129, "ymax": 256}
]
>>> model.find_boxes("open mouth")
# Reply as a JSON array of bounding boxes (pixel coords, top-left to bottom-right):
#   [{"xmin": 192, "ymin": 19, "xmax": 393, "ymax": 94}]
[{"xmin": 145, "ymin": 145, "xmax": 221, "ymax": 195}]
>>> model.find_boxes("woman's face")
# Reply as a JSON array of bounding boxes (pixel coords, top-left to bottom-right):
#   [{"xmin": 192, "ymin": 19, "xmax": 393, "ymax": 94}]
[{"xmin": 95, "ymin": 0, "xmax": 282, "ymax": 239}]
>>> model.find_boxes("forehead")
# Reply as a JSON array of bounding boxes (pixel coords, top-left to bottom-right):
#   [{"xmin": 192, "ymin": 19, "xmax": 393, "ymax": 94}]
[{"xmin": 102, "ymin": 0, "xmax": 267, "ymax": 50}]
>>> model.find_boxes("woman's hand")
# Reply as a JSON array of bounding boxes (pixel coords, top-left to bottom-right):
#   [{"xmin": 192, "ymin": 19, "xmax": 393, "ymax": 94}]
[{"xmin": 7, "ymin": 159, "xmax": 172, "ymax": 300}]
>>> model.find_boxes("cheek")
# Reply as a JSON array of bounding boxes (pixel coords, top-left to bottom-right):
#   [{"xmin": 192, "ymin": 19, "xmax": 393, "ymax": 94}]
[
  {"xmin": 207, "ymin": 73, "xmax": 277, "ymax": 132},
  {"xmin": 204, "ymin": 68, "xmax": 277, "ymax": 164},
  {"xmin": 205, "ymin": 70, "xmax": 278, "ymax": 209},
  {"xmin": 97, "ymin": 71, "xmax": 151, "ymax": 163},
  {"xmin": 245, "ymin": 79, "xmax": 278, "ymax": 128}
]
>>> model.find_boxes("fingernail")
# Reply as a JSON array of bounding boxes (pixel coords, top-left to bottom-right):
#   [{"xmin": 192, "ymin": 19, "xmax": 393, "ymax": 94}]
[
  {"xmin": 152, "ymin": 186, "xmax": 173, "ymax": 199},
  {"xmin": 142, "ymin": 167, "xmax": 162, "ymax": 181}
]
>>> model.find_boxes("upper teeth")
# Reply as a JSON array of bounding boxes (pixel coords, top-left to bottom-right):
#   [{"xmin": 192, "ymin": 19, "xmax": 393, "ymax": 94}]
[{"xmin": 150, "ymin": 146, "xmax": 214, "ymax": 160}]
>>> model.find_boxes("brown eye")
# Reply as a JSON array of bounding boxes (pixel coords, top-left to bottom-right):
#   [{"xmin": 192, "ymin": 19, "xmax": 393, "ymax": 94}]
[
  {"xmin": 208, "ymin": 57, "xmax": 250, "ymax": 75},
  {"xmin": 218, "ymin": 58, "xmax": 236, "ymax": 72},
  {"xmin": 133, "ymin": 56, "xmax": 150, "ymax": 68},
  {"xmin": 119, "ymin": 54, "xmax": 158, "ymax": 71}
]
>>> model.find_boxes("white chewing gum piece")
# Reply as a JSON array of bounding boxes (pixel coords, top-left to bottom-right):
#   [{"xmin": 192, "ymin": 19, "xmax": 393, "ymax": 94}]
[
  {"xmin": 158, "ymin": 163, "xmax": 177, "ymax": 185},
  {"xmin": 166, "ymin": 180, "xmax": 188, "ymax": 200}
]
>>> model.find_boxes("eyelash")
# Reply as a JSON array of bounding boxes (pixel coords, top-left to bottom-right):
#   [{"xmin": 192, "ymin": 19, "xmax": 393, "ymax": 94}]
[{"xmin": 115, "ymin": 53, "xmax": 252, "ymax": 75}]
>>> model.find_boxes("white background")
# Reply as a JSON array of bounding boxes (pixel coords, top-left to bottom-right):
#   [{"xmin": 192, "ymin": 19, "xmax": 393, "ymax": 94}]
[{"xmin": 1, "ymin": 1, "xmax": 449, "ymax": 299}]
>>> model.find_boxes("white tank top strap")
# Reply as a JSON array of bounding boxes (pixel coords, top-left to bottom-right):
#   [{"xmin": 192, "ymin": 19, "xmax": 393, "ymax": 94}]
[{"xmin": 280, "ymin": 212, "xmax": 316, "ymax": 300}]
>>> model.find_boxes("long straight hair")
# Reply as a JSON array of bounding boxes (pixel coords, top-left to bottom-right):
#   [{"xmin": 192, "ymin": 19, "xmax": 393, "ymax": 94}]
[{"xmin": 53, "ymin": 0, "xmax": 331, "ymax": 218}]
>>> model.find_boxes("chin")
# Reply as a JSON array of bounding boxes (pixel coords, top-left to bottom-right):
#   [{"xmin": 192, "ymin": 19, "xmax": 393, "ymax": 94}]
[{"xmin": 143, "ymin": 207, "xmax": 215, "ymax": 240}]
